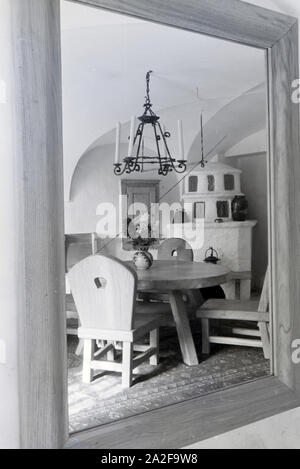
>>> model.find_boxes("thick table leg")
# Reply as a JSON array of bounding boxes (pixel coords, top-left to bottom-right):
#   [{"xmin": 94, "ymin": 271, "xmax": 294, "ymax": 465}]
[
  {"xmin": 221, "ymin": 280, "xmax": 236, "ymax": 300},
  {"xmin": 169, "ymin": 291, "xmax": 199, "ymax": 366}
]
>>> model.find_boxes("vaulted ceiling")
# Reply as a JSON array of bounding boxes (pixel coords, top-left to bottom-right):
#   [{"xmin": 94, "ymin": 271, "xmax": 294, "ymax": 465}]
[{"xmin": 62, "ymin": 0, "xmax": 293, "ymax": 199}]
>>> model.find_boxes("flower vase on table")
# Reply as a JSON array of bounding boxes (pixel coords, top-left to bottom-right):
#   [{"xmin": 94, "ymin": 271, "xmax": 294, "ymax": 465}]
[
  {"xmin": 128, "ymin": 217, "xmax": 157, "ymax": 270},
  {"xmin": 133, "ymin": 248, "xmax": 154, "ymax": 270}
]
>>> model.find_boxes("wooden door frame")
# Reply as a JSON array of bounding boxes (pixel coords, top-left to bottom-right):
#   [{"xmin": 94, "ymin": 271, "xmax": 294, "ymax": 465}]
[
  {"xmin": 121, "ymin": 180, "xmax": 160, "ymax": 200},
  {"xmin": 121, "ymin": 180, "xmax": 160, "ymax": 250},
  {"xmin": 15, "ymin": 0, "xmax": 300, "ymax": 448}
]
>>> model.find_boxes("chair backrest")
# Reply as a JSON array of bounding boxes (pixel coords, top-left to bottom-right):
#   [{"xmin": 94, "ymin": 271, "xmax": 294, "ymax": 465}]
[
  {"xmin": 258, "ymin": 266, "xmax": 269, "ymax": 313},
  {"xmin": 68, "ymin": 255, "xmax": 137, "ymax": 331},
  {"xmin": 65, "ymin": 233, "xmax": 98, "ymax": 272},
  {"xmin": 158, "ymin": 238, "xmax": 194, "ymax": 262}
]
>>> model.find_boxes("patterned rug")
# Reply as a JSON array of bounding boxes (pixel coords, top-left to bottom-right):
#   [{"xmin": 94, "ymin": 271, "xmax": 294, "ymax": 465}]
[{"xmin": 68, "ymin": 324, "xmax": 270, "ymax": 433}]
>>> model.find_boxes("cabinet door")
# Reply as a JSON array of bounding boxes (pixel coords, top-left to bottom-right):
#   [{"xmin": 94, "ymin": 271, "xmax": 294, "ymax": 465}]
[
  {"xmin": 121, "ymin": 181, "xmax": 159, "ymax": 249},
  {"xmin": 127, "ymin": 185, "xmax": 157, "ymax": 215}
]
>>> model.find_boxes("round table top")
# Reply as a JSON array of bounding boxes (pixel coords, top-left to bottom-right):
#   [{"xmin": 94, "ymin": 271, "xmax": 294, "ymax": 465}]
[{"xmin": 127, "ymin": 260, "xmax": 231, "ymax": 291}]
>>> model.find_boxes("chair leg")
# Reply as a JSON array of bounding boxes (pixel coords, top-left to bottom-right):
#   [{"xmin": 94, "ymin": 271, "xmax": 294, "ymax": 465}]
[
  {"xmin": 107, "ymin": 341, "xmax": 116, "ymax": 361},
  {"xmin": 149, "ymin": 329, "xmax": 159, "ymax": 365},
  {"xmin": 122, "ymin": 342, "xmax": 133, "ymax": 388},
  {"xmin": 75, "ymin": 338, "xmax": 84, "ymax": 356},
  {"xmin": 258, "ymin": 322, "xmax": 271, "ymax": 359},
  {"xmin": 82, "ymin": 339, "xmax": 95, "ymax": 383},
  {"xmin": 201, "ymin": 318, "xmax": 210, "ymax": 354}
]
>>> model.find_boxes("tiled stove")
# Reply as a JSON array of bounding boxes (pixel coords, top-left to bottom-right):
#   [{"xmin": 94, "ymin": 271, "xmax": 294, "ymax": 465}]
[{"xmin": 181, "ymin": 162, "xmax": 257, "ymax": 299}]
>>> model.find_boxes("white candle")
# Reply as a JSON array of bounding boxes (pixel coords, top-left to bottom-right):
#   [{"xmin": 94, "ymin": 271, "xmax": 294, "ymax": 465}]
[
  {"xmin": 200, "ymin": 113, "xmax": 205, "ymax": 164},
  {"xmin": 128, "ymin": 116, "xmax": 136, "ymax": 157},
  {"xmin": 115, "ymin": 122, "xmax": 121, "ymax": 164},
  {"xmin": 178, "ymin": 120, "xmax": 184, "ymax": 160},
  {"xmin": 142, "ymin": 138, "xmax": 145, "ymax": 155}
]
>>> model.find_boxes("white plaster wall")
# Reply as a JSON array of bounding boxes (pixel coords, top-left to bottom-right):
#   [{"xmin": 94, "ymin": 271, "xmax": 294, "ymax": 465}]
[
  {"xmin": 225, "ymin": 129, "xmax": 267, "ymax": 157},
  {"xmin": 185, "ymin": 407, "xmax": 300, "ymax": 449},
  {"xmin": 243, "ymin": 0, "xmax": 299, "ymax": 18},
  {"xmin": 65, "ymin": 143, "xmax": 180, "ymax": 235},
  {"xmin": 0, "ymin": 0, "xmax": 21, "ymax": 449},
  {"xmin": 229, "ymin": 152, "xmax": 268, "ymax": 289},
  {"xmin": 188, "ymin": 84, "xmax": 266, "ymax": 163}
]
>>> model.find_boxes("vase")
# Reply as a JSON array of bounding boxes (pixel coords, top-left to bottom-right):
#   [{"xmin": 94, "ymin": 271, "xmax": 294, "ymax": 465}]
[
  {"xmin": 232, "ymin": 195, "xmax": 248, "ymax": 221},
  {"xmin": 133, "ymin": 249, "xmax": 153, "ymax": 270}
]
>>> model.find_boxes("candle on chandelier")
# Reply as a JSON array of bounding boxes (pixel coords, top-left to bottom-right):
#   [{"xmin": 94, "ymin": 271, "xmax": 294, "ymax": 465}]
[
  {"xmin": 200, "ymin": 113, "xmax": 204, "ymax": 161},
  {"xmin": 178, "ymin": 120, "xmax": 184, "ymax": 160},
  {"xmin": 128, "ymin": 116, "xmax": 136, "ymax": 157},
  {"xmin": 115, "ymin": 122, "xmax": 121, "ymax": 164},
  {"xmin": 142, "ymin": 138, "xmax": 145, "ymax": 155}
]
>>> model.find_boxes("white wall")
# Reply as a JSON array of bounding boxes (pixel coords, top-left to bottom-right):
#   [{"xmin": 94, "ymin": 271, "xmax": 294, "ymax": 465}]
[
  {"xmin": 229, "ymin": 152, "xmax": 268, "ymax": 289},
  {"xmin": 65, "ymin": 142, "xmax": 180, "ymax": 235},
  {"xmin": 243, "ymin": 0, "xmax": 298, "ymax": 17},
  {"xmin": 185, "ymin": 407, "xmax": 300, "ymax": 449}
]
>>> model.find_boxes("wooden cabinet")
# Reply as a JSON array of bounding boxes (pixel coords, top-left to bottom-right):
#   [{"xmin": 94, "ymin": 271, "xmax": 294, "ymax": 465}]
[
  {"xmin": 121, "ymin": 180, "xmax": 159, "ymax": 215},
  {"xmin": 121, "ymin": 180, "xmax": 159, "ymax": 249}
]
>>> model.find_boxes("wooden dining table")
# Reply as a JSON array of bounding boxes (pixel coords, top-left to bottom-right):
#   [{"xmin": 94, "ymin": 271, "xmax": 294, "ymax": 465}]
[{"xmin": 129, "ymin": 260, "xmax": 231, "ymax": 367}]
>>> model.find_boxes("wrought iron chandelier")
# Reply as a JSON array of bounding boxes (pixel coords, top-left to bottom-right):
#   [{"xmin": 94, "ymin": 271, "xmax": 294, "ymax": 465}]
[{"xmin": 114, "ymin": 71, "xmax": 187, "ymax": 176}]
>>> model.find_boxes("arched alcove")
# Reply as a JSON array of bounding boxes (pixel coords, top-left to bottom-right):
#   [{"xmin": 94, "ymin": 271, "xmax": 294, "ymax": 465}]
[
  {"xmin": 188, "ymin": 83, "xmax": 266, "ymax": 163},
  {"xmin": 66, "ymin": 140, "xmax": 180, "ymax": 234}
]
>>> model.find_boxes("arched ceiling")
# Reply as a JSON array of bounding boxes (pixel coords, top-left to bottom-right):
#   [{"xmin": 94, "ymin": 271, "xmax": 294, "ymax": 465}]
[
  {"xmin": 61, "ymin": 0, "xmax": 267, "ymax": 200},
  {"xmin": 73, "ymin": 82, "xmax": 266, "ymax": 190},
  {"xmin": 188, "ymin": 83, "xmax": 266, "ymax": 163}
]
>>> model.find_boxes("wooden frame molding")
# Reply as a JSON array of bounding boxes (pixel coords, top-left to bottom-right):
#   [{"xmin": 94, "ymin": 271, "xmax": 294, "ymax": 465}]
[
  {"xmin": 67, "ymin": 377, "xmax": 300, "ymax": 449},
  {"xmin": 12, "ymin": 0, "xmax": 300, "ymax": 448},
  {"xmin": 11, "ymin": 0, "xmax": 68, "ymax": 449}
]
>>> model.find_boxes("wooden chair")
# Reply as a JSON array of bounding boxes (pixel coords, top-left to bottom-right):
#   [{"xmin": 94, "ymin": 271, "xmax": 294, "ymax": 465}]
[
  {"xmin": 65, "ymin": 233, "xmax": 98, "ymax": 352},
  {"xmin": 68, "ymin": 254, "xmax": 161, "ymax": 388},
  {"xmin": 158, "ymin": 238, "xmax": 194, "ymax": 262},
  {"xmin": 196, "ymin": 268, "xmax": 270, "ymax": 359}
]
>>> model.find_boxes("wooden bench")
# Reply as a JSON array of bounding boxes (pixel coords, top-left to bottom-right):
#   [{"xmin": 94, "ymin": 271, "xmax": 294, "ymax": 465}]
[{"xmin": 196, "ymin": 268, "xmax": 270, "ymax": 359}]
